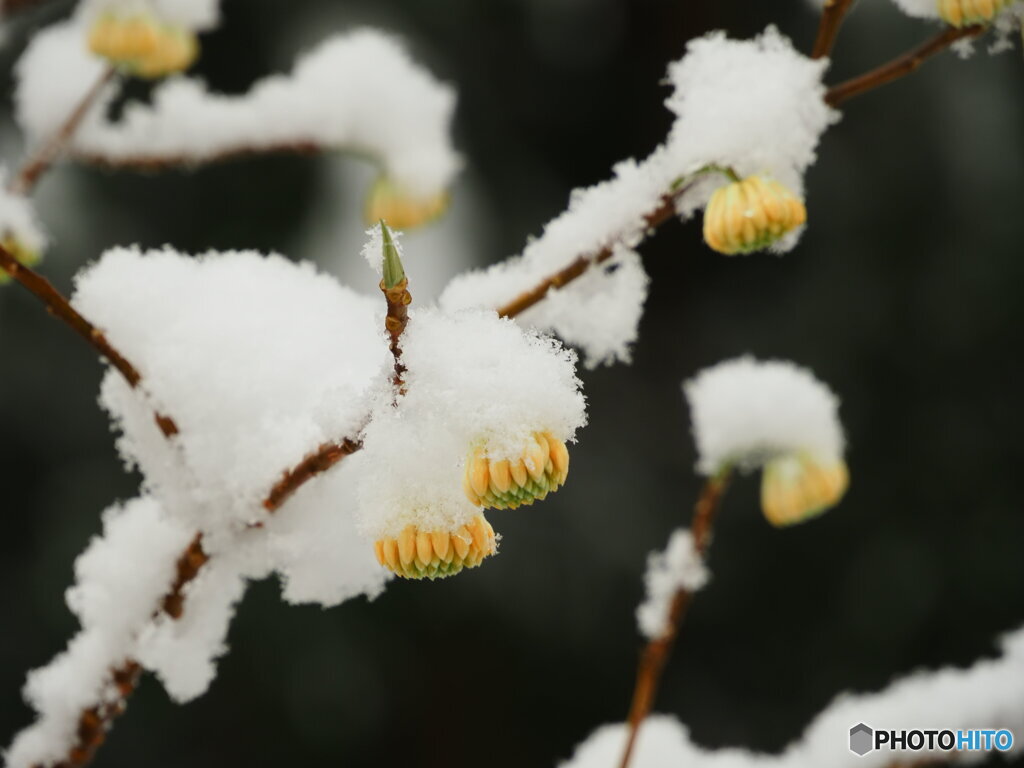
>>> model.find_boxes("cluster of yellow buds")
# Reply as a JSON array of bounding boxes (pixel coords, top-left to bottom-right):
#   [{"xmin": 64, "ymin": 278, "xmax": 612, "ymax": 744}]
[
  {"xmin": 703, "ymin": 175, "xmax": 807, "ymax": 255},
  {"xmin": 0, "ymin": 236, "xmax": 41, "ymax": 285},
  {"xmin": 374, "ymin": 515, "xmax": 497, "ymax": 579},
  {"xmin": 760, "ymin": 452, "xmax": 849, "ymax": 527},
  {"xmin": 364, "ymin": 176, "xmax": 449, "ymax": 230},
  {"xmin": 463, "ymin": 431, "xmax": 570, "ymax": 510},
  {"xmin": 88, "ymin": 14, "xmax": 198, "ymax": 79},
  {"xmin": 937, "ymin": 0, "xmax": 1011, "ymax": 26}
]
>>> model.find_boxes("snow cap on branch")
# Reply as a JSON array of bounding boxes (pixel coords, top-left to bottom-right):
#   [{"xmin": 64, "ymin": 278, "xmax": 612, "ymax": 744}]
[
  {"xmin": 6, "ymin": 497, "xmax": 193, "ymax": 768},
  {"xmin": 636, "ymin": 529, "xmax": 708, "ymax": 640},
  {"xmin": 684, "ymin": 356, "xmax": 844, "ymax": 476},
  {"xmin": 71, "ymin": 247, "xmax": 390, "ymax": 539},
  {"xmin": 562, "ymin": 624, "xmax": 1024, "ymax": 768},
  {"xmin": 15, "ymin": 25, "xmax": 460, "ymax": 197}
]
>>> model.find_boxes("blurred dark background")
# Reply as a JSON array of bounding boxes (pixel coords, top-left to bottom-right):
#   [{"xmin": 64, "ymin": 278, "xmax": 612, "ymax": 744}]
[{"xmin": 1, "ymin": 0, "xmax": 1023, "ymax": 766}]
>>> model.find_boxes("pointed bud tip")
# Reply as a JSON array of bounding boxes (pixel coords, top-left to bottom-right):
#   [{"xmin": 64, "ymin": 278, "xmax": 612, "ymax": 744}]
[{"xmin": 379, "ymin": 220, "xmax": 406, "ymax": 289}]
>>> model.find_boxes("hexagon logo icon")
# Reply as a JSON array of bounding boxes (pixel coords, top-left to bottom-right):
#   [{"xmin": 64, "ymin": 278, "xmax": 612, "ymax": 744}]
[{"xmin": 849, "ymin": 723, "xmax": 874, "ymax": 756}]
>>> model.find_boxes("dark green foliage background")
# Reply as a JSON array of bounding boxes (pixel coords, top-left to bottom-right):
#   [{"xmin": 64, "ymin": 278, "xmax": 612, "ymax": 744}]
[{"xmin": 1, "ymin": 0, "xmax": 1022, "ymax": 765}]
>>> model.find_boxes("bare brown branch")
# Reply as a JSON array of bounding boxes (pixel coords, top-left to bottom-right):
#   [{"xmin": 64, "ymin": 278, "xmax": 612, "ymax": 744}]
[
  {"xmin": 381, "ymin": 277, "xmax": 412, "ymax": 389},
  {"xmin": 0, "ymin": 244, "xmax": 179, "ymax": 438},
  {"xmin": 618, "ymin": 472, "xmax": 731, "ymax": 768},
  {"xmin": 263, "ymin": 438, "xmax": 363, "ymax": 512},
  {"xmin": 826, "ymin": 25, "xmax": 984, "ymax": 107},
  {"xmin": 812, "ymin": 0, "xmax": 855, "ymax": 59},
  {"xmin": 496, "ymin": 190, "xmax": 680, "ymax": 319},
  {"xmin": 73, "ymin": 141, "xmax": 323, "ymax": 173},
  {"xmin": 9, "ymin": 67, "xmax": 117, "ymax": 196}
]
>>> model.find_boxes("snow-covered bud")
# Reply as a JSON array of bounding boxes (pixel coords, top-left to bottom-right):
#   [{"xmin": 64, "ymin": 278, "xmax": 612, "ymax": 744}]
[
  {"xmin": 463, "ymin": 431, "xmax": 570, "ymax": 509},
  {"xmin": 88, "ymin": 14, "xmax": 198, "ymax": 79},
  {"xmin": 0, "ymin": 236, "xmax": 42, "ymax": 284},
  {"xmin": 761, "ymin": 452, "xmax": 849, "ymax": 527},
  {"xmin": 364, "ymin": 176, "xmax": 449, "ymax": 230},
  {"xmin": 702, "ymin": 176, "xmax": 806, "ymax": 255},
  {"xmin": 937, "ymin": 0, "xmax": 1011, "ymax": 26},
  {"xmin": 685, "ymin": 357, "xmax": 849, "ymax": 527},
  {"xmin": 373, "ymin": 514, "xmax": 497, "ymax": 579}
]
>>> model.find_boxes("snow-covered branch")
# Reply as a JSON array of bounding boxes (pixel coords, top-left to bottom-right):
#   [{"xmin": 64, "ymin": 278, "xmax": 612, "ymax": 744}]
[
  {"xmin": 15, "ymin": 24, "xmax": 460, "ymax": 199},
  {"xmin": 565, "ymin": 623, "xmax": 1024, "ymax": 768}
]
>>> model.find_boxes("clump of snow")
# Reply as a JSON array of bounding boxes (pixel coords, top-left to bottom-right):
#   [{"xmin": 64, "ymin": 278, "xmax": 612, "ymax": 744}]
[
  {"xmin": 71, "ymin": 247, "xmax": 390, "ymax": 539},
  {"xmin": 0, "ymin": 170, "xmax": 48, "ymax": 253},
  {"xmin": 442, "ymin": 27, "xmax": 833, "ymax": 366},
  {"xmin": 135, "ymin": 546, "xmax": 252, "ymax": 702},
  {"xmin": 77, "ymin": 0, "xmax": 222, "ymax": 31},
  {"xmin": 528, "ymin": 246, "xmax": 649, "ymax": 369},
  {"xmin": 636, "ymin": 529, "xmax": 708, "ymax": 640},
  {"xmin": 665, "ymin": 27, "xmax": 838, "ymax": 236},
  {"xmin": 562, "ymin": 624, "xmax": 1024, "ymax": 768},
  {"xmin": 683, "ymin": 356, "xmax": 845, "ymax": 475},
  {"xmin": 355, "ymin": 306, "xmax": 587, "ymax": 538},
  {"xmin": 15, "ymin": 24, "xmax": 461, "ymax": 196},
  {"xmin": 6, "ymin": 497, "xmax": 193, "ymax": 768}
]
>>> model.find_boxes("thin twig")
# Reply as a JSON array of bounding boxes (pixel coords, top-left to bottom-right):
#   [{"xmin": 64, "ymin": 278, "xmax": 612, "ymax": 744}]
[
  {"xmin": 618, "ymin": 472, "xmax": 731, "ymax": 768},
  {"xmin": 73, "ymin": 141, "xmax": 323, "ymax": 173},
  {"xmin": 263, "ymin": 438, "xmax": 363, "ymax": 512},
  {"xmin": 812, "ymin": 0, "xmax": 855, "ymax": 59},
  {"xmin": 495, "ymin": 191, "xmax": 681, "ymax": 319},
  {"xmin": 0, "ymin": 244, "xmax": 179, "ymax": 437},
  {"xmin": 825, "ymin": 25, "xmax": 985, "ymax": 107},
  {"xmin": 9, "ymin": 66, "xmax": 117, "ymax": 196}
]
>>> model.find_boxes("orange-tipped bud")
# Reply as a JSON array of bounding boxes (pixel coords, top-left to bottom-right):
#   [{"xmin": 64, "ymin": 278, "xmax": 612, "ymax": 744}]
[
  {"xmin": 760, "ymin": 453, "xmax": 849, "ymax": 527},
  {"xmin": 463, "ymin": 432, "xmax": 570, "ymax": 510},
  {"xmin": 373, "ymin": 514, "xmax": 497, "ymax": 579},
  {"xmin": 364, "ymin": 176, "xmax": 449, "ymax": 230},
  {"xmin": 88, "ymin": 14, "xmax": 198, "ymax": 79},
  {"xmin": 703, "ymin": 176, "xmax": 806, "ymax": 255},
  {"xmin": 937, "ymin": 0, "xmax": 1010, "ymax": 26}
]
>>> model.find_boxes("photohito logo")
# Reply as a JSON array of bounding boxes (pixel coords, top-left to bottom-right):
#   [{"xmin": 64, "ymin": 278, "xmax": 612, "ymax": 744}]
[{"xmin": 849, "ymin": 723, "xmax": 1014, "ymax": 757}]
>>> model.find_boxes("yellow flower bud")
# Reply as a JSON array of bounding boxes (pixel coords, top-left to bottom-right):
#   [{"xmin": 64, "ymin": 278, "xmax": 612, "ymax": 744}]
[
  {"xmin": 463, "ymin": 431, "xmax": 570, "ymax": 510},
  {"xmin": 373, "ymin": 514, "xmax": 497, "ymax": 580},
  {"xmin": 703, "ymin": 176, "xmax": 807, "ymax": 255},
  {"xmin": 364, "ymin": 176, "xmax": 449, "ymax": 230},
  {"xmin": 88, "ymin": 14, "xmax": 198, "ymax": 79},
  {"xmin": 760, "ymin": 453, "xmax": 849, "ymax": 527},
  {"xmin": 937, "ymin": 0, "xmax": 1010, "ymax": 26},
  {"xmin": 0, "ymin": 236, "xmax": 42, "ymax": 285}
]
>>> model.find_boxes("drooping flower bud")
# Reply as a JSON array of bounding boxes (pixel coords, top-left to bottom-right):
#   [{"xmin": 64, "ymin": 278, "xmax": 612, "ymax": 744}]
[
  {"xmin": 937, "ymin": 0, "xmax": 1011, "ymax": 26},
  {"xmin": 463, "ymin": 431, "xmax": 570, "ymax": 510},
  {"xmin": 364, "ymin": 176, "xmax": 448, "ymax": 230},
  {"xmin": 760, "ymin": 452, "xmax": 849, "ymax": 527},
  {"xmin": 374, "ymin": 514, "xmax": 497, "ymax": 579},
  {"xmin": 88, "ymin": 14, "xmax": 198, "ymax": 79},
  {"xmin": 703, "ymin": 176, "xmax": 806, "ymax": 255}
]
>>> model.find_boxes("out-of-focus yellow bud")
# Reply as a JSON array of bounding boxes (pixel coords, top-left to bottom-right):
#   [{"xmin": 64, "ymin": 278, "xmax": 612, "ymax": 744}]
[
  {"xmin": 0, "ymin": 236, "xmax": 42, "ymax": 285},
  {"xmin": 937, "ymin": 0, "xmax": 1010, "ymax": 26},
  {"xmin": 88, "ymin": 14, "xmax": 198, "ymax": 79},
  {"xmin": 703, "ymin": 176, "xmax": 806, "ymax": 255},
  {"xmin": 364, "ymin": 176, "xmax": 449, "ymax": 230},
  {"xmin": 373, "ymin": 514, "xmax": 497, "ymax": 579},
  {"xmin": 463, "ymin": 431, "xmax": 570, "ymax": 510},
  {"xmin": 760, "ymin": 453, "xmax": 849, "ymax": 527}
]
